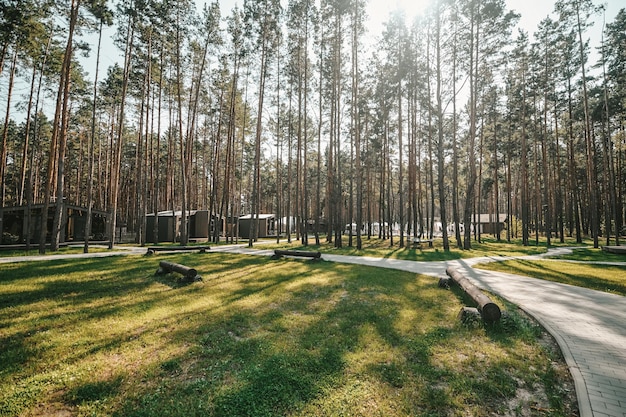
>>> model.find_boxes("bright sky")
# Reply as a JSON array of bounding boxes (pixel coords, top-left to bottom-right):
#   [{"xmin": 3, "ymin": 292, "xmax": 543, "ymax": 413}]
[
  {"xmin": 5, "ymin": 0, "xmax": 622, "ymax": 122},
  {"xmin": 370, "ymin": 0, "xmax": 619, "ymax": 44},
  {"xmin": 71, "ymin": 0, "xmax": 622, "ymax": 81},
  {"xmin": 214, "ymin": 0, "xmax": 620, "ymax": 51}
]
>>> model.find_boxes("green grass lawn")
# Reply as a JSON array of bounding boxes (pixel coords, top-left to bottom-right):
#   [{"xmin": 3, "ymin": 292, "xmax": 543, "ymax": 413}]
[
  {"xmin": 546, "ymin": 246, "xmax": 626, "ymax": 262},
  {"xmin": 257, "ymin": 236, "xmax": 590, "ymax": 261},
  {"xmin": 1, "ymin": 253, "xmax": 576, "ymax": 416},
  {"xmin": 0, "ymin": 245, "xmax": 111, "ymax": 258},
  {"xmin": 476, "ymin": 247, "xmax": 626, "ymax": 296}
]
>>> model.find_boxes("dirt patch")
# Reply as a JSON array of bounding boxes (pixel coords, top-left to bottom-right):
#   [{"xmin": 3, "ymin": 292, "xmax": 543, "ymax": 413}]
[{"xmin": 504, "ymin": 312, "xmax": 580, "ymax": 416}]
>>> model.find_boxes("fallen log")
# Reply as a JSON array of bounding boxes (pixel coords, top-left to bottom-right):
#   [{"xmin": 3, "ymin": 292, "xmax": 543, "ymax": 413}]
[
  {"xmin": 158, "ymin": 261, "xmax": 201, "ymax": 282},
  {"xmin": 446, "ymin": 267, "xmax": 501, "ymax": 324},
  {"xmin": 602, "ymin": 246, "xmax": 626, "ymax": 255},
  {"xmin": 273, "ymin": 249, "xmax": 322, "ymax": 259},
  {"xmin": 146, "ymin": 245, "xmax": 210, "ymax": 255}
]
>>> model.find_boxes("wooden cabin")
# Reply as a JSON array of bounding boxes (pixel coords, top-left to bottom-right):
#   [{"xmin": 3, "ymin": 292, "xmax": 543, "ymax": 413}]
[{"xmin": 238, "ymin": 214, "xmax": 276, "ymax": 239}]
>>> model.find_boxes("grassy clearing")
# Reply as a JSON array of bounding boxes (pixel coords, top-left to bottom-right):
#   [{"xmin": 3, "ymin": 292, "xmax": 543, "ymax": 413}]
[
  {"xmin": 1, "ymin": 253, "xmax": 575, "ymax": 416},
  {"xmin": 545, "ymin": 246, "xmax": 626, "ymax": 263},
  {"xmin": 0, "ymin": 245, "xmax": 111, "ymax": 258},
  {"xmin": 258, "ymin": 236, "xmax": 591, "ymax": 261},
  {"xmin": 476, "ymin": 258, "xmax": 626, "ymax": 296}
]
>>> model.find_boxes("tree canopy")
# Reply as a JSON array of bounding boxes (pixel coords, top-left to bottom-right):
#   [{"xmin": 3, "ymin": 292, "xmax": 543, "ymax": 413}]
[{"xmin": 1, "ymin": 0, "xmax": 624, "ymax": 252}]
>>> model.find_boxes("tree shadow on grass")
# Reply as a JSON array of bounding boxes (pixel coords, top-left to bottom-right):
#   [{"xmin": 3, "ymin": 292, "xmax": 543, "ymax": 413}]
[
  {"xmin": 3, "ymin": 253, "xmax": 565, "ymax": 416},
  {"xmin": 0, "ymin": 257, "xmax": 154, "ymax": 308},
  {"xmin": 113, "ymin": 259, "xmax": 468, "ymax": 416},
  {"xmin": 65, "ymin": 376, "xmax": 123, "ymax": 405},
  {"xmin": 0, "ymin": 330, "xmax": 42, "ymax": 375},
  {"xmin": 152, "ymin": 271, "xmax": 197, "ymax": 289}
]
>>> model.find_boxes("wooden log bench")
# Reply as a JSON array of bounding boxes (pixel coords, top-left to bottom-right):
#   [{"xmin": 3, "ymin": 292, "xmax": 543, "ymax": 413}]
[
  {"xmin": 146, "ymin": 245, "xmax": 210, "ymax": 255},
  {"xmin": 601, "ymin": 246, "xmax": 626, "ymax": 255},
  {"xmin": 411, "ymin": 238, "xmax": 433, "ymax": 248},
  {"xmin": 272, "ymin": 249, "xmax": 322, "ymax": 260},
  {"xmin": 156, "ymin": 260, "xmax": 202, "ymax": 282},
  {"xmin": 445, "ymin": 267, "xmax": 501, "ymax": 324}
]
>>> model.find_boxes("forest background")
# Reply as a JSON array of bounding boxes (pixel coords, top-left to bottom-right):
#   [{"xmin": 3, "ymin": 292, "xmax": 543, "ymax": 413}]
[{"xmin": 0, "ymin": 0, "xmax": 624, "ymax": 253}]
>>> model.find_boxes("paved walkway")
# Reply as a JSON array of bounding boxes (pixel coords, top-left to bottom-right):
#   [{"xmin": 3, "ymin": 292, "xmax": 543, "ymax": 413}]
[
  {"xmin": 2, "ymin": 245, "xmax": 625, "ymax": 416},
  {"xmin": 452, "ymin": 258, "xmax": 626, "ymax": 417}
]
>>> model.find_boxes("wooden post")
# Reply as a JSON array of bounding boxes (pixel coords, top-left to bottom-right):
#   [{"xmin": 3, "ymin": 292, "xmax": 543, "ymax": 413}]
[
  {"xmin": 438, "ymin": 277, "xmax": 451, "ymax": 289},
  {"xmin": 446, "ymin": 267, "xmax": 501, "ymax": 324},
  {"xmin": 457, "ymin": 307, "xmax": 482, "ymax": 325}
]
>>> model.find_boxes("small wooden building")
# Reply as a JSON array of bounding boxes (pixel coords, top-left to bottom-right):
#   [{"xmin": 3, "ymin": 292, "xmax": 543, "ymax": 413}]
[
  {"xmin": 145, "ymin": 210, "xmax": 224, "ymax": 243},
  {"xmin": 306, "ymin": 218, "xmax": 327, "ymax": 234},
  {"xmin": 0, "ymin": 203, "xmax": 108, "ymax": 245},
  {"xmin": 238, "ymin": 214, "xmax": 276, "ymax": 239},
  {"xmin": 476, "ymin": 214, "xmax": 507, "ymax": 235}
]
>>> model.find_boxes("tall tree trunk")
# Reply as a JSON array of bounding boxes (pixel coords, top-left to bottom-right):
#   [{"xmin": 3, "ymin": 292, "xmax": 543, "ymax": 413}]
[
  {"xmin": 141, "ymin": 33, "xmax": 152, "ymax": 246},
  {"xmin": 152, "ymin": 46, "xmax": 165, "ymax": 245},
  {"xmin": 506, "ymin": 108, "xmax": 512, "ymax": 242},
  {"xmin": 352, "ymin": 3, "xmax": 362, "ymax": 250},
  {"xmin": 249, "ymin": 36, "xmax": 269, "ymax": 247},
  {"xmin": 109, "ymin": 11, "xmax": 134, "ymax": 250},
  {"xmin": 554, "ymin": 99, "xmax": 565, "ymax": 243},
  {"xmin": 541, "ymin": 101, "xmax": 551, "ymax": 246},
  {"xmin": 426, "ymin": 27, "xmax": 433, "ymax": 241},
  {"xmin": 463, "ymin": 5, "xmax": 479, "ymax": 250},
  {"xmin": 600, "ymin": 32, "xmax": 619, "ymax": 245},
  {"xmin": 477, "ymin": 117, "xmax": 484, "ymax": 243},
  {"xmin": 134, "ymin": 48, "xmax": 147, "ymax": 246},
  {"xmin": 296, "ymin": 35, "xmax": 303, "ymax": 244},
  {"xmin": 175, "ymin": 9, "xmax": 189, "ymax": 246},
  {"xmin": 210, "ymin": 86, "xmax": 225, "ymax": 243},
  {"xmin": 315, "ymin": 23, "xmax": 323, "ymax": 246},
  {"xmin": 575, "ymin": 1, "xmax": 599, "ymax": 248},
  {"xmin": 0, "ymin": 48, "xmax": 17, "ymax": 206},
  {"xmin": 25, "ymin": 30, "xmax": 51, "ymax": 251},
  {"xmin": 435, "ymin": 5, "xmax": 449, "ymax": 250},
  {"xmin": 333, "ymin": 11, "xmax": 343, "ymax": 248},
  {"xmin": 493, "ymin": 104, "xmax": 501, "ymax": 241},
  {"xmin": 302, "ymin": 13, "xmax": 310, "ymax": 246},
  {"xmin": 566, "ymin": 78, "xmax": 582, "ymax": 242},
  {"xmin": 84, "ymin": 19, "xmax": 104, "ymax": 253},
  {"xmin": 19, "ymin": 63, "xmax": 39, "ymax": 206},
  {"xmin": 398, "ymin": 56, "xmax": 404, "ymax": 248},
  {"xmin": 521, "ymin": 63, "xmax": 529, "ymax": 246},
  {"xmin": 451, "ymin": 20, "xmax": 462, "ymax": 248},
  {"xmin": 274, "ymin": 48, "xmax": 281, "ymax": 243},
  {"xmin": 287, "ymin": 86, "xmax": 293, "ymax": 243},
  {"xmin": 51, "ymin": 0, "xmax": 81, "ymax": 251},
  {"xmin": 533, "ymin": 99, "xmax": 540, "ymax": 246}
]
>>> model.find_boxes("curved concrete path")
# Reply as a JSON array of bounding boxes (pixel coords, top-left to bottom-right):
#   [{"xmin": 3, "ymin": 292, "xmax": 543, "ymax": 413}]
[
  {"xmin": 2, "ymin": 245, "xmax": 625, "ymax": 416},
  {"xmin": 451, "ymin": 258, "xmax": 626, "ymax": 417}
]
